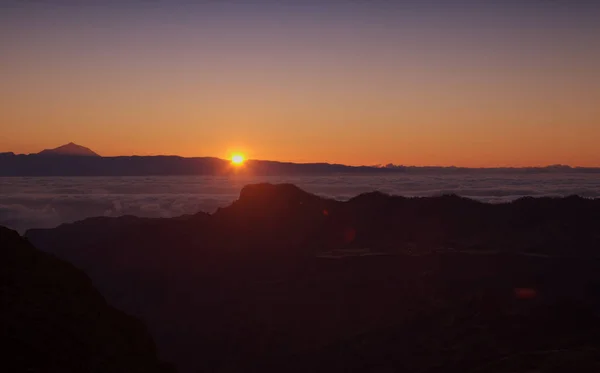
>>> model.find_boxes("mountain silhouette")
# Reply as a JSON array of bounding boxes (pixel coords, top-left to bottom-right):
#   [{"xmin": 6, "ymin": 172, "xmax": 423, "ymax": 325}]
[
  {"xmin": 0, "ymin": 226, "xmax": 174, "ymax": 373},
  {"xmin": 1, "ymin": 146, "xmax": 599, "ymax": 175},
  {"xmin": 24, "ymin": 184, "xmax": 600, "ymax": 372},
  {"xmin": 37, "ymin": 142, "xmax": 100, "ymax": 157}
]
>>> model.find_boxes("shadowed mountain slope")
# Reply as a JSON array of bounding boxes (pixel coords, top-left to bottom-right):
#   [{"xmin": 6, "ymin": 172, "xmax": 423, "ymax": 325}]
[
  {"xmin": 25, "ymin": 184, "xmax": 600, "ymax": 372},
  {"xmin": 0, "ymin": 226, "xmax": 174, "ymax": 373}
]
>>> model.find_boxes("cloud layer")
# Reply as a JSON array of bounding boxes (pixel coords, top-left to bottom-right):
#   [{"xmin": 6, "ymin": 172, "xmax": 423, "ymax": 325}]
[{"xmin": 2, "ymin": 173, "xmax": 599, "ymax": 233}]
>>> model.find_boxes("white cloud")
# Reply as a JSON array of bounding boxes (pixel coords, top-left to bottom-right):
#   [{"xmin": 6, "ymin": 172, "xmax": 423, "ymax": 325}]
[{"xmin": 1, "ymin": 173, "xmax": 598, "ymax": 233}]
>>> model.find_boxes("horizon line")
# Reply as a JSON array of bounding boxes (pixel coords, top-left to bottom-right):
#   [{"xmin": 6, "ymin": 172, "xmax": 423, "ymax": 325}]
[{"xmin": 2, "ymin": 151, "xmax": 599, "ymax": 170}]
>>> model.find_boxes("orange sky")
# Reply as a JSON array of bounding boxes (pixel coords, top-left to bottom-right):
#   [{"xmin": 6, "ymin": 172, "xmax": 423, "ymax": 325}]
[{"xmin": 1, "ymin": 1, "xmax": 599, "ymax": 167}]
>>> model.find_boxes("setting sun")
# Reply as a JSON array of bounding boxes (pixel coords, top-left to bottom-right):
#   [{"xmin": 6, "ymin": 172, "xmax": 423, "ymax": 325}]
[{"xmin": 231, "ymin": 154, "xmax": 245, "ymax": 165}]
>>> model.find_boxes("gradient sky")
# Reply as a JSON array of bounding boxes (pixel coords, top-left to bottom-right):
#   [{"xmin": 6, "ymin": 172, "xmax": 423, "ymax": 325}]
[{"xmin": 1, "ymin": 0, "xmax": 599, "ymax": 167}]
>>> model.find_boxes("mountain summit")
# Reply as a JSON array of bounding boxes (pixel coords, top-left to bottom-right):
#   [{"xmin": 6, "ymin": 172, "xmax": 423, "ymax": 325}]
[{"xmin": 37, "ymin": 142, "xmax": 100, "ymax": 157}]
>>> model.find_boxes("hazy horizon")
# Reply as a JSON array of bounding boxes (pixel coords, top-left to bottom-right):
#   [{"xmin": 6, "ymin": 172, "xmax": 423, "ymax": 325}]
[{"xmin": 3, "ymin": 141, "xmax": 600, "ymax": 169}]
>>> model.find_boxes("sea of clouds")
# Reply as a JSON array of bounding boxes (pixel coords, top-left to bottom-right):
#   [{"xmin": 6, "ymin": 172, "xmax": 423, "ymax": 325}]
[{"xmin": 1, "ymin": 173, "xmax": 599, "ymax": 233}]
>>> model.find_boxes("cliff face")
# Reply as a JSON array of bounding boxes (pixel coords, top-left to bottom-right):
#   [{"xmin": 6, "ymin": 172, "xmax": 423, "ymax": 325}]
[{"xmin": 0, "ymin": 226, "xmax": 173, "ymax": 373}]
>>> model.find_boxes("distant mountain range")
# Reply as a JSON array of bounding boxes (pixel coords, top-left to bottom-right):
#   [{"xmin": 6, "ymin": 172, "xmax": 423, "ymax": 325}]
[{"xmin": 1, "ymin": 143, "xmax": 598, "ymax": 176}]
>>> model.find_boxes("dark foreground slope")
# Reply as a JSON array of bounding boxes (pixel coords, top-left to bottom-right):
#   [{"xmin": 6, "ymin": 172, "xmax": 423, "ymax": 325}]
[
  {"xmin": 0, "ymin": 226, "xmax": 173, "ymax": 373},
  {"xmin": 26, "ymin": 184, "xmax": 600, "ymax": 372}
]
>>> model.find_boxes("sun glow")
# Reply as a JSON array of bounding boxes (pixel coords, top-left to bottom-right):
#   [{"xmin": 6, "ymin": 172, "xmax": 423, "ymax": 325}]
[{"xmin": 231, "ymin": 154, "xmax": 245, "ymax": 165}]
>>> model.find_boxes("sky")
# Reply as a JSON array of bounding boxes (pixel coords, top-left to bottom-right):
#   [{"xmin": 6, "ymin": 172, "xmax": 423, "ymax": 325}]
[{"xmin": 1, "ymin": 0, "xmax": 599, "ymax": 167}]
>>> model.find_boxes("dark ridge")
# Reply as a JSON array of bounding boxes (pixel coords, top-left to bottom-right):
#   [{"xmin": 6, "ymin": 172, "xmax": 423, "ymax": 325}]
[
  {"xmin": 1, "ymin": 151, "xmax": 600, "ymax": 175},
  {"xmin": 0, "ymin": 226, "xmax": 175, "ymax": 373},
  {"xmin": 23, "ymin": 184, "xmax": 600, "ymax": 372}
]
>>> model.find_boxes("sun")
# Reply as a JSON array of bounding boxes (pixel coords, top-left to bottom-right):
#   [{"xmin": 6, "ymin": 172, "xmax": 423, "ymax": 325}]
[{"xmin": 231, "ymin": 154, "xmax": 245, "ymax": 165}]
